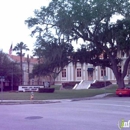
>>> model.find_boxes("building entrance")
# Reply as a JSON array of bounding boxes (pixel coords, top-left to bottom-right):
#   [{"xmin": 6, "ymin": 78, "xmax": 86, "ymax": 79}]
[{"xmin": 87, "ymin": 68, "xmax": 94, "ymax": 81}]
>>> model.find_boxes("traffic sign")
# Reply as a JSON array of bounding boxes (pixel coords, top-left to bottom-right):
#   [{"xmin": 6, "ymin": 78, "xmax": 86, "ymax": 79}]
[{"xmin": 0, "ymin": 76, "xmax": 5, "ymax": 82}]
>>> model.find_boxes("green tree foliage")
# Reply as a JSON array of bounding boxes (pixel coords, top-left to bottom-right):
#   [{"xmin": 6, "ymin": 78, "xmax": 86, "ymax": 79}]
[
  {"xmin": 13, "ymin": 42, "xmax": 29, "ymax": 85},
  {"xmin": 32, "ymin": 38, "xmax": 73, "ymax": 82},
  {"xmin": 25, "ymin": 0, "xmax": 130, "ymax": 88},
  {"xmin": 0, "ymin": 50, "xmax": 21, "ymax": 86}
]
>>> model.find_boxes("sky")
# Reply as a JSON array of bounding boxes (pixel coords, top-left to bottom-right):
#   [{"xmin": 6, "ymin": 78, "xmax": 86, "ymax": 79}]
[
  {"xmin": 0, "ymin": 0, "xmax": 51, "ymax": 56},
  {"xmin": 0, "ymin": 0, "xmax": 123, "ymax": 56}
]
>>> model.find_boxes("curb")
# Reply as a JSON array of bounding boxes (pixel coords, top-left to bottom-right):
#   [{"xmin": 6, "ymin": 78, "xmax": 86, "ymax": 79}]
[
  {"xmin": 71, "ymin": 93, "xmax": 112, "ymax": 101},
  {"xmin": 0, "ymin": 93, "xmax": 112, "ymax": 105},
  {"xmin": 0, "ymin": 100, "xmax": 61, "ymax": 105}
]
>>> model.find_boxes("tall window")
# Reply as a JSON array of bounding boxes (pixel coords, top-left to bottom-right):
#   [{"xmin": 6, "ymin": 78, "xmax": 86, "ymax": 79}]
[
  {"xmin": 101, "ymin": 69, "xmax": 106, "ymax": 76},
  {"xmin": 77, "ymin": 68, "xmax": 81, "ymax": 77},
  {"xmin": 62, "ymin": 69, "xmax": 66, "ymax": 77}
]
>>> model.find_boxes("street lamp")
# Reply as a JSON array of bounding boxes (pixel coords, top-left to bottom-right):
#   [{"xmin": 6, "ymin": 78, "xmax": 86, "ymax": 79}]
[
  {"xmin": 11, "ymin": 63, "xmax": 14, "ymax": 91},
  {"xmin": 0, "ymin": 76, "xmax": 5, "ymax": 102},
  {"xmin": 27, "ymin": 54, "xmax": 30, "ymax": 85}
]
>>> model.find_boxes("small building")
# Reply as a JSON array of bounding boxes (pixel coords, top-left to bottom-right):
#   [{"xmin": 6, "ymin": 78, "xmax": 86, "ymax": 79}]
[{"xmin": 8, "ymin": 54, "xmax": 38, "ymax": 85}]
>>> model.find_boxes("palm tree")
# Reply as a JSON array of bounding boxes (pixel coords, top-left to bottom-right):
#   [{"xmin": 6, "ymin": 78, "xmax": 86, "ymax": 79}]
[{"xmin": 13, "ymin": 42, "xmax": 29, "ymax": 85}]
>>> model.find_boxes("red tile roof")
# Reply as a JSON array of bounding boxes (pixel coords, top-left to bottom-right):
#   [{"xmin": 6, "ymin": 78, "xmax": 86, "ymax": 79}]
[{"xmin": 8, "ymin": 54, "xmax": 38, "ymax": 64}]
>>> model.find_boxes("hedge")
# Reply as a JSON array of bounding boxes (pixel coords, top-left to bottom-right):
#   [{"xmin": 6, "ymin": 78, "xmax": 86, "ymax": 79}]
[
  {"xmin": 38, "ymin": 88, "xmax": 55, "ymax": 93},
  {"xmin": 62, "ymin": 81, "xmax": 80, "ymax": 89},
  {"xmin": 90, "ymin": 81, "xmax": 112, "ymax": 89}
]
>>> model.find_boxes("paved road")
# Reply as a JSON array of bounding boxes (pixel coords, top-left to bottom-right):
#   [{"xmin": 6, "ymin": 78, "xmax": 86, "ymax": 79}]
[{"xmin": 0, "ymin": 97, "xmax": 130, "ymax": 130}]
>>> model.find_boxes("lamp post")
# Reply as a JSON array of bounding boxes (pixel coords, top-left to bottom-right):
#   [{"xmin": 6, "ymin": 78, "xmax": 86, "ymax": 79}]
[
  {"xmin": 27, "ymin": 54, "xmax": 30, "ymax": 85},
  {"xmin": 11, "ymin": 63, "xmax": 14, "ymax": 91},
  {"xmin": 0, "ymin": 76, "xmax": 5, "ymax": 102}
]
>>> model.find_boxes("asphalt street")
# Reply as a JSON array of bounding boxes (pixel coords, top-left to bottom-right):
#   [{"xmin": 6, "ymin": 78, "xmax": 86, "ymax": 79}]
[{"xmin": 0, "ymin": 97, "xmax": 130, "ymax": 130}]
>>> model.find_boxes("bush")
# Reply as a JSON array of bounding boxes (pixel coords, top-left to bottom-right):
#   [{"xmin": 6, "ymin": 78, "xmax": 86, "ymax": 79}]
[
  {"xmin": 62, "ymin": 82, "xmax": 80, "ymax": 89},
  {"xmin": 90, "ymin": 81, "xmax": 112, "ymax": 89},
  {"xmin": 38, "ymin": 88, "xmax": 55, "ymax": 93}
]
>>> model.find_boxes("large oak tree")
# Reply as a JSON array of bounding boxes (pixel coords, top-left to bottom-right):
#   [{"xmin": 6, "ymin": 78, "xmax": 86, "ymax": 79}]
[
  {"xmin": 32, "ymin": 38, "xmax": 73, "ymax": 84},
  {"xmin": 25, "ymin": 0, "xmax": 130, "ymax": 88}
]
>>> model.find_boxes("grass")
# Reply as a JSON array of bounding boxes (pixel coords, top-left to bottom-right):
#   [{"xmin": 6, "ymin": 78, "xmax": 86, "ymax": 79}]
[{"xmin": 0, "ymin": 85, "xmax": 117, "ymax": 100}]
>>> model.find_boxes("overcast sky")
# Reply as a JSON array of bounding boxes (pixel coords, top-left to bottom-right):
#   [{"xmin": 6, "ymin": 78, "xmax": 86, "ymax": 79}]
[
  {"xmin": 0, "ymin": 0, "xmax": 123, "ymax": 56},
  {"xmin": 0, "ymin": 0, "xmax": 51, "ymax": 55}
]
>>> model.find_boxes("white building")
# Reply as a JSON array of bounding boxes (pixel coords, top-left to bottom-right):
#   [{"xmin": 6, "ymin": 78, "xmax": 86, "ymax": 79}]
[
  {"xmin": 8, "ymin": 52, "xmax": 130, "ymax": 86},
  {"xmin": 55, "ymin": 61, "xmax": 130, "ymax": 85}
]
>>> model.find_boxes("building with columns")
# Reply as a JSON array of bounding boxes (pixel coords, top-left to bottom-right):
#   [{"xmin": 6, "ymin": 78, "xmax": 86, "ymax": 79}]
[
  {"xmin": 8, "ymin": 51, "xmax": 130, "ymax": 86},
  {"xmin": 55, "ymin": 60, "xmax": 130, "ymax": 85}
]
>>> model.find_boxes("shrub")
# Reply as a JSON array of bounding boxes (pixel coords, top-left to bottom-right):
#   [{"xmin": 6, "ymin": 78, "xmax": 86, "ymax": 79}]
[
  {"xmin": 38, "ymin": 88, "xmax": 55, "ymax": 93},
  {"xmin": 62, "ymin": 82, "xmax": 80, "ymax": 89},
  {"xmin": 90, "ymin": 81, "xmax": 112, "ymax": 89}
]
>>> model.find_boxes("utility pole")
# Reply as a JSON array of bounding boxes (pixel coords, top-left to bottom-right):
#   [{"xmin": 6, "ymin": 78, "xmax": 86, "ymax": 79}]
[
  {"xmin": 27, "ymin": 54, "xmax": 30, "ymax": 85},
  {"xmin": 0, "ymin": 76, "xmax": 5, "ymax": 102},
  {"xmin": 11, "ymin": 63, "xmax": 14, "ymax": 91}
]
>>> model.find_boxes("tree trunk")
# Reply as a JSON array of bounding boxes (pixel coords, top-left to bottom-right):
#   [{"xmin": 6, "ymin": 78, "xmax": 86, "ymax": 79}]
[
  {"xmin": 109, "ymin": 55, "xmax": 127, "ymax": 89},
  {"xmin": 20, "ymin": 50, "xmax": 23, "ymax": 85},
  {"xmin": 113, "ymin": 57, "xmax": 130, "ymax": 88},
  {"xmin": 37, "ymin": 75, "xmax": 40, "ymax": 85},
  {"xmin": 116, "ymin": 76, "xmax": 125, "ymax": 89},
  {"xmin": 112, "ymin": 67, "xmax": 125, "ymax": 88}
]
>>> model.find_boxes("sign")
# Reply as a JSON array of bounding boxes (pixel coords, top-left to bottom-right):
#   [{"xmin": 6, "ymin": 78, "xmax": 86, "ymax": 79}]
[
  {"xmin": 0, "ymin": 76, "xmax": 4, "ymax": 102},
  {"xmin": 18, "ymin": 86, "xmax": 43, "ymax": 92},
  {"xmin": 0, "ymin": 76, "xmax": 5, "ymax": 82}
]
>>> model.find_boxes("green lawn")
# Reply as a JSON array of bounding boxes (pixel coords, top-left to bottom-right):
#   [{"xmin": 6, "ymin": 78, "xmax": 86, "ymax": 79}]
[{"xmin": 0, "ymin": 85, "xmax": 117, "ymax": 100}]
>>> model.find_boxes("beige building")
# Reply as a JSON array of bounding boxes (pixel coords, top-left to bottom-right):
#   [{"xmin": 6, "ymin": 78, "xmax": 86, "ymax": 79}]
[
  {"xmin": 8, "ymin": 54, "xmax": 38, "ymax": 85},
  {"xmin": 8, "ymin": 52, "xmax": 130, "ymax": 86},
  {"xmin": 55, "ymin": 55, "xmax": 130, "ymax": 85}
]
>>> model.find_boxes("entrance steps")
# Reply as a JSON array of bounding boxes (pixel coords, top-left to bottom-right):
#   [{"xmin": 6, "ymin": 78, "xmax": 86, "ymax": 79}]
[{"xmin": 73, "ymin": 80, "xmax": 94, "ymax": 90}]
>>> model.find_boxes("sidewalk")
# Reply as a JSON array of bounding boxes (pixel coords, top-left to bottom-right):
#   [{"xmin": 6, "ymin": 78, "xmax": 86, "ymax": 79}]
[
  {"xmin": 71, "ymin": 93, "xmax": 112, "ymax": 101},
  {"xmin": 0, "ymin": 93, "xmax": 112, "ymax": 105}
]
